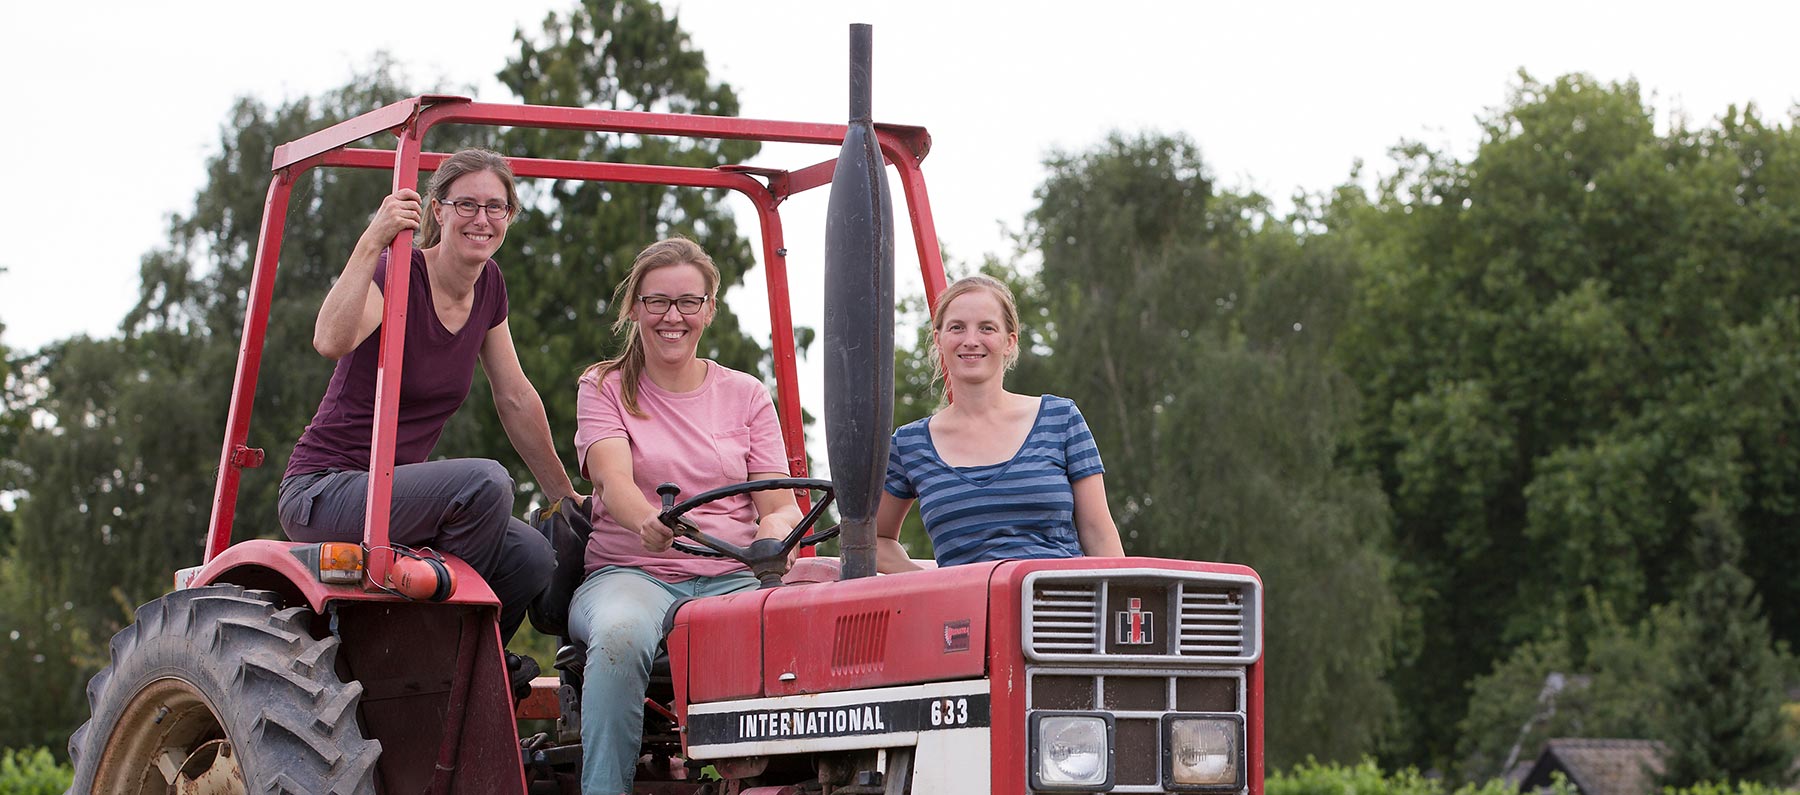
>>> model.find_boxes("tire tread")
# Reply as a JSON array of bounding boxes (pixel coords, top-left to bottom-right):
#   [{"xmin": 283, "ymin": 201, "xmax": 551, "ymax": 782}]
[{"xmin": 65, "ymin": 585, "xmax": 381, "ymax": 795}]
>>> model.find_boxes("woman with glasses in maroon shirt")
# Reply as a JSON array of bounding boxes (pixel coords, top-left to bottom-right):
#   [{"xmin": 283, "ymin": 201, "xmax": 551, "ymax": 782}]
[{"xmin": 278, "ymin": 149, "xmax": 578, "ymax": 650}]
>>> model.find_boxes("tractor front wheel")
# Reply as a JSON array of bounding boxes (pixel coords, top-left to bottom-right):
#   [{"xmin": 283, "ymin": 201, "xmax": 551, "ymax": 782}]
[{"xmin": 67, "ymin": 585, "xmax": 380, "ymax": 795}]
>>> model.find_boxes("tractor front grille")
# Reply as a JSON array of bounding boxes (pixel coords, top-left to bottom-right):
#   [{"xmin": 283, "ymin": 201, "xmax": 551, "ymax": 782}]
[
  {"xmin": 1028, "ymin": 583, "xmax": 1101, "ymax": 654},
  {"xmin": 1022, "ymin": 570, "xmax": 1260, "ymax": 664}
]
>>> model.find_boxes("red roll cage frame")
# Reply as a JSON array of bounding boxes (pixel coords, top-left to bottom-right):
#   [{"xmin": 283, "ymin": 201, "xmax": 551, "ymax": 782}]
[{"xmin": 204, "ymin": 94, "xmax": 947, "ymax": 590}]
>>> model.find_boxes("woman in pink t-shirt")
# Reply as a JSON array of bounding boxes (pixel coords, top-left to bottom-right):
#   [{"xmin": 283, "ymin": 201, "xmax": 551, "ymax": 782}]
[{"xmin": 567, "ymin": 236, "xmax": 801, "ymax": 794}]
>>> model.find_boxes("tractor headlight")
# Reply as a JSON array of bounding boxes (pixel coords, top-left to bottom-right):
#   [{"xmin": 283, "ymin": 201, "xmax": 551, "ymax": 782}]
[
  {"xmin": 1163, "ymin": 714, "xmax": 1244, "ymax": 790},
  {"xmin": 1030, "ymin": 712, "xmax": 1113, "ymax": 790}
]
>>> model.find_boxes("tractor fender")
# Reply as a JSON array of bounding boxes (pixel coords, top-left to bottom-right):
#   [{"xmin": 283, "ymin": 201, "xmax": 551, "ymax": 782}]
[{"xmin": 185, "ymin": 538, "xmax": 499, "ymax": 613}]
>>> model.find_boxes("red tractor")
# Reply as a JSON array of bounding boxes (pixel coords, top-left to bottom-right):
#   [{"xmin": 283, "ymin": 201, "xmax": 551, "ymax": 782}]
[{"xmin": 66, "ymin": 28, "xmax": 1263, "ymax": 795}]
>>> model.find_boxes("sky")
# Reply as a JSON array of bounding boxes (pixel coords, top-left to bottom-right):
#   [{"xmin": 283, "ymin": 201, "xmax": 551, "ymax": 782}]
[{"xmin": 2, "ymin": 0, "xmax": 1797, "ymax": 400}]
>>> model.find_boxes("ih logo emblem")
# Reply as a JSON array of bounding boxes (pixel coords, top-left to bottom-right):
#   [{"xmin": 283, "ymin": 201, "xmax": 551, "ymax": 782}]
[{"xmin": 1117, "ymin": 597, "xmax": 1154, "ymax": 645}]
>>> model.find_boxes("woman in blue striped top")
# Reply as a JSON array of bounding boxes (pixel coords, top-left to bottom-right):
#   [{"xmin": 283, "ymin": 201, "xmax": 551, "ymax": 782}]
[{"xmin": 875, "ymin": 275, "xmax": 1125, "ymax": 570}]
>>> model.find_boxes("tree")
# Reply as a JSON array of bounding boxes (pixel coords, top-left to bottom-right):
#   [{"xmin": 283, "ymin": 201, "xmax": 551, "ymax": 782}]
[
  {"xmin": 1, "ymin": 4, "xmax": 772, "ymax": 746},
  {"xmin": 0, "ymin": 58, "xmax": 416, "ymax": 739},
  {"xmin": 122, "ymin": 61, "xmax": 423, "ymax": 545},
  {"xmin": 464, "ymin": 0, "xmax": 769, "ymax": 491},
  {"xmin": 0, "ymin": 309, "xmax": 23, "ymax": 548},
  {"xmin": 1456, "ymin": 597, "xmax": 1683, "ymax": 782},
  {"xmin": 1336, "ymin": 73, "xmax": 1800, "ymax": 767},
  {"xmin": 1659, "ymin": 501, "xmax": 1795, "ymax": 787},
  {"xmin": 0, "ymin": 333, "xmax": 200, "ymax": 750},
  {"xmin": 1008, "ymin": 132, "xmax": 1399, "ymax": 766}
]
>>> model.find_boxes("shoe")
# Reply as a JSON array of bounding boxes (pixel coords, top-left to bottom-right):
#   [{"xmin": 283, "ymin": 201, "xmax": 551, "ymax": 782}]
[{"xmin": 507, "ymin": 651, "xmax": 542, "ymax": 706}]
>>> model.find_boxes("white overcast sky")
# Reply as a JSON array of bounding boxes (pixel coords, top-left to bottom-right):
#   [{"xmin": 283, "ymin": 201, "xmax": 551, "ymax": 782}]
[{"xmin": 3, "ymin": 0, "xmax": 1797, "ymax": 370}]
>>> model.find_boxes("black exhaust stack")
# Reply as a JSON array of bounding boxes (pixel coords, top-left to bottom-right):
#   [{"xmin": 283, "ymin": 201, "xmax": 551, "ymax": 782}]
[{"xmin": 823, "ymin": 23, "xmax": 895, "ymax": 581}]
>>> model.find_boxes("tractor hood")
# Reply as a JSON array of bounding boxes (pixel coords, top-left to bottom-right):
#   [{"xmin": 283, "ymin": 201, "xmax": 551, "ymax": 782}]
[{"xmin": 671, "ymin": 562, "xmax": 996, "ymax": 708}]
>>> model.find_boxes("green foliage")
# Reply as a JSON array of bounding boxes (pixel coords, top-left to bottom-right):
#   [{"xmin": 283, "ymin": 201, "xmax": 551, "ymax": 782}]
[
  {"xmin": 1668, "ymin": 780, "xmax": 1799, "ymax": 795},
  {"xmin": 1268, "ymin": 759, "xmax": 1565, "ymax": 795},
  {"xmin": 889, "ymin": 136, "xmax": 1402, "ymax": 763},
  {"xmin": 0, "ymin": 309, "xmax": 24, "ymax": 548},
  {"xmin": 1337, "ymin": 72, "xmax": 1800, "ymax": 767},
  {"xmin": 3, "ymin": 15, "xmax": 1795, "ymax": 773},
  {"xmin": 1658, "ymin": 501, "xmax": 1796, "ymax": 787},
  {"xmin": 0, "ymin": 64, "xmax": 421, "ymax": 751},
  {"xmin": 0, "ymin": 3, "xmax": 761, "ymax": 752},
  {"xmin": 1268, "ymin": 759, "xmax": 1792, "ymax": 795},
  {"xmin": 1004, "ymin": 132, "xmax": 1399, "ymax": 766},
  {"xmin": 887, "ymin": 285, "xmax": 941, "ymax": 557},
  {"xmin": 123, "ymin": 60, "xmax": 423, "ymax": 544},
  {"xmin": 891, "ymin": 288, "xmax": 942, "ymax": 432},
  {"xmin": 1457, "ymin": 598, "xmax": 1683, "ymax": 782},
  {"xmin": 0, "ymin": 747, "xmax": 72, "ymax": 795},
  {"xmin": 0, "ymin": 341, "xmax": 152, "ymax": 751}
]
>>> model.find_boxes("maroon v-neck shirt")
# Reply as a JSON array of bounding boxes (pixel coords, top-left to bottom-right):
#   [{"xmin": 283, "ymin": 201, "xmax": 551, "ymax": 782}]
[{"xmin": 285, "ymin": 249, "xmax": 509, "ymax": 477}]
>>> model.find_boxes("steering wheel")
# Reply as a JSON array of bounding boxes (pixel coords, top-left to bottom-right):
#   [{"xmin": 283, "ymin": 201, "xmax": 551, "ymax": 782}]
[{"xmin": 655, "ymin": 478, "xmax": 837, "ymax": 589}]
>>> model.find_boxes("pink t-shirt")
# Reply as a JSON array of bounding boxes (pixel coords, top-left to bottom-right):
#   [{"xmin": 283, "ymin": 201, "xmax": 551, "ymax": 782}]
[{"xmin": 574, "ymin": 360, "xmax": 788, "ymax": 581}]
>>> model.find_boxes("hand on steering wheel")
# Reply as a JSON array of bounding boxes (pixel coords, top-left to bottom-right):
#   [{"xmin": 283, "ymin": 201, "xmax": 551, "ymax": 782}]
[{"xmin": 656, "ymin": 478, "xmax": 837, "ymax": 589}]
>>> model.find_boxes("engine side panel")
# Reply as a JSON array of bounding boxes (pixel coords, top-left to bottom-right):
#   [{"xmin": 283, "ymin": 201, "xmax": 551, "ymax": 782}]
[
  {"xmin": 674, "ymin": 587, "xmax": 775, "ymax": 704},
  {"xmin": 761, "ymin": 563, "xmax": 996, "ymax": 696}
]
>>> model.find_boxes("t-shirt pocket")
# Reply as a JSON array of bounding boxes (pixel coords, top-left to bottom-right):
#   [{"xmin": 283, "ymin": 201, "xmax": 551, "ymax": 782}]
[{"xmin": 713, "ymin": 426, "xmax": 755, "ymax": 482}]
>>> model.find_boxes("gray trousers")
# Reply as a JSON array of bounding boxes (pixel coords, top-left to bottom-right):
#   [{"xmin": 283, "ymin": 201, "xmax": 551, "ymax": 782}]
[{"xmin": 278, "ymin": 458, "xmax": 552, "ymax": 643}]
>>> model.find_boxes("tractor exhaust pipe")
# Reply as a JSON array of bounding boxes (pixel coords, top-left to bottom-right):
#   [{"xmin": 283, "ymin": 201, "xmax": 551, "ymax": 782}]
[{"xmin": 823, "ymin": 23, "xmax": 895, "ymax": 581}]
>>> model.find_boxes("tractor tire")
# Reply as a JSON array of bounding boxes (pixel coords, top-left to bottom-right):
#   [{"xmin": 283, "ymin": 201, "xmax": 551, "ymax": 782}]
[{"xmin": 66, "ymin": 585, "xmax": 381, "ymax": 795}]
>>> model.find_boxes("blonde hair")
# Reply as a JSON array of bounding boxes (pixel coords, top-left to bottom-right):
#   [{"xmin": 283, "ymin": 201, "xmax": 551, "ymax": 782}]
[
  {"xmin": 420, "ymin": 149, "xmax": 519, "ymax": 248},
  {"xmin": 929, "ymin": 274, "xmax": 1021, "ymax": 391},
  {"xmin": 585, "ymin": 237, "xmax": 721, "ymax": 417}
]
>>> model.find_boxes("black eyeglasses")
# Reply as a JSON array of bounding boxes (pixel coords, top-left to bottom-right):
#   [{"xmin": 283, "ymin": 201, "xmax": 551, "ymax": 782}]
[
  {"xmin": 444, "ymin": 199, "xmax": 514, "ymax": 219},
  {"xmin": 638, "ymin": 295, "xmax": 708, "ymax": 315}
]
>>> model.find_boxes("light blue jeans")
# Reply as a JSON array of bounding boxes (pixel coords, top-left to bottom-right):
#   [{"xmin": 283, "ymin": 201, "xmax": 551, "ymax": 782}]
[{"xmin": 568, "ymin": 566, "xmax": 757, "ymax": 795}]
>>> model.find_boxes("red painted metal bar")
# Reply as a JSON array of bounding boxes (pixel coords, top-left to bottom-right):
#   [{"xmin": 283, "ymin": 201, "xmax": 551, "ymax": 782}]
[
  {"xmin": 744, "ymin": 196, "xmax": 806, "ymax": 480},
  {"xmin": 417, "ymin": 101, "xmax": 851, "ymax": 147},
  {"xmin": 890, "ymin": 151, "xmax": 948, "ymax": 305},
  {"xmin": 772, "ymin": 158, "xmax": 842, "ymax": 200},
  {"xmin": 426, "ymin": 611, "xmax": 483, "ymax": 794},
  {"xmin": 271, "ymin": 97, "xmax": 431, "ymax": 170},
  {"xmin": 205, "ymin": 173, "xmax": 295, "ymax": 561},
  {"xmin": 1250, "ymin": 653, "xmax": 1265, "ymax": 795},
  {"xmin": 770, "ymin": 123, "xmax": 931, "ymax": 200},
  {"xmin": 742, "ymin": 190, "xmax": 822, "ymax": 554},
  {"xmin": 215, "ymin": 96, "xmax": 940, "ymax": 571},
  {"xmin": 874, "ymin": 123, "xmax": 933, "ymax": 163},
  {"xmin": 362, "ymin": 137, "xmax": 425, "ymax": 590},
  {"xmin": 644, "ymin": 696, "xmax": 680, "ymax": 724},
  {"xmin": 273, "ymin": 96, "xmax": 932, "ymax": 174},
  {"xmin": 883, "ymin": 141, "xmax": 949, "ymax": 404},
  {"xmin": 324, "ymin": 148, "xmax": 767, "ymax": 194}
]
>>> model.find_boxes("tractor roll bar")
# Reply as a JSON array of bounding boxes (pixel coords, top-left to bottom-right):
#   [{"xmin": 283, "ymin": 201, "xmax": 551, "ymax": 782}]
[{"xmin": 204, "ymin": 97, "xmax": 948, "ymax": 593}]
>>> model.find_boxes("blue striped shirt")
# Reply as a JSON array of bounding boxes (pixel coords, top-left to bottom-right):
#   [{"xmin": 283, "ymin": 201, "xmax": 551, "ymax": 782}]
[{"xmin": 884, "ymin": 395, "xmax": 1105, "ymax": 567}]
